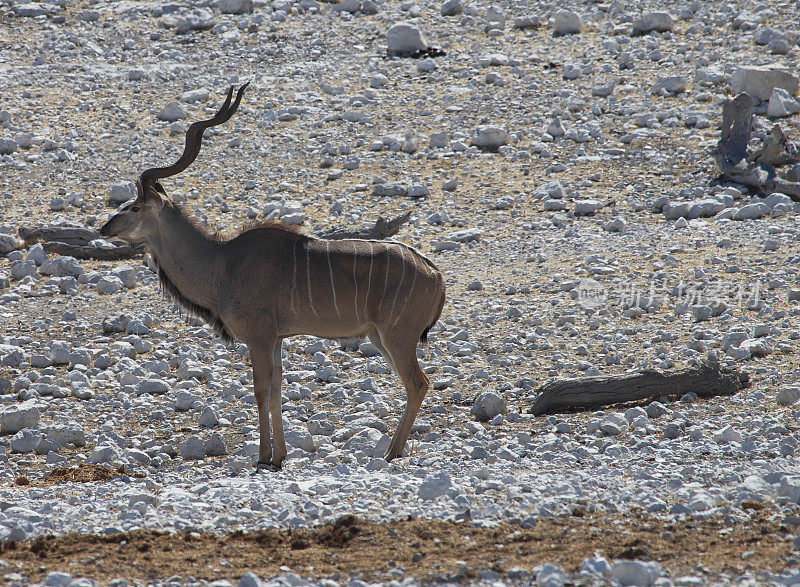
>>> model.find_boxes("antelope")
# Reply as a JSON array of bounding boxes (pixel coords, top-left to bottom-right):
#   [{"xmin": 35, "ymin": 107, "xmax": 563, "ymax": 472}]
[{"xmin": 100, "ymin": 84, "xmax": 446, "ymax": 470}]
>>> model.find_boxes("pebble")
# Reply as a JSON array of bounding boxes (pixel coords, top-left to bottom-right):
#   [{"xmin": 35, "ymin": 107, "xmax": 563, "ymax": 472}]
[
  {"xmin": 767, "ymin": 87, "xmax": 800, "ymax": 118},
  {"xmin": 179, "ymin": 436, "xmax": 206, "ymax": 460},
  {"xmin": 386, "ymin": 21, "xmax": 427, "ymax": 56},
  {"xmin": 0, "ymin": 400, "xmax": 40, "ymax": 433},
  {"xmin": 471, "ymin": 392, "xmax": 506, "ymax": 422},
  {"xmin": 440, "ymin": 0, "xmax": 463, "ymax": 17},
  {"xmin": 777, "ymin": 387, "xmax": 800, "ymax": 406},
  {"xmin": 552, "ymin": 10, "xmax": 581, "ymax": 35},
  {"xmin": 632, "ymin": 12, "xmax": 675, "ymax": 35},
  {"xmin": 418, "ymin": 471, "xmax": 452, "ymax": 500},
  {"xmin": 471, "ymin": 125, "xmax": 509, "ymax": 152},
  {"xmin": 612, "ymin": 560, "xmax": 663, "ymax": 586},
  {"xmin": 157, "ymin": 102, "xmax": 187, "ymax": 123}
]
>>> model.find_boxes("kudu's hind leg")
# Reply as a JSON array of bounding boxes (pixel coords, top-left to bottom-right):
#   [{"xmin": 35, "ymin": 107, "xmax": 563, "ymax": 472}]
[
  {"xmin": 367, "ymin": 327, "xmax": 396, "ymax": 373},
  {"xmin": 380, "ymin": 331, "xmax": 429, "ymax": 461},
  {"xmin": 269, "ymin": 338, "xmax": 287, "ymax": 468}
]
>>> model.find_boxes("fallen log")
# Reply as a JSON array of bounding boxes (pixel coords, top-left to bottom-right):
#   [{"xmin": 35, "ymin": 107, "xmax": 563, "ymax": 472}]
[
  {"xmin": 18, "ymin": 212, "xmax": 414, "ymax": 261},
  {"xmin": 714, "ymin": 92, "xmax": 800, "ymax": 200},
  {"xmin": 529, "ymin": 362, "xmax": 750, "ymax": 416}
]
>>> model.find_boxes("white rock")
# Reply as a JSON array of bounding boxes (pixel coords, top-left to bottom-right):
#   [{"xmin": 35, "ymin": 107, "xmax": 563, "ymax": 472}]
[
  {"xmin": 43, "ymin": 571, "xmax": 72, "ymax": 587},
  {"xmin": 730, "ymin": 65, "xmax": 799, "ymax": 102},
  {"xmin": 88, "ymin": 445, "xmax": 119, "ymax": 464},
  {"xmin": 40, "ymin": 256, "xmax": 83, "ymax": 277},
  {"xmin": 46, "ymin": 424, "xmax": 86, "ymax": 447},
  {"xmin": 733, "ymin": 203, "xmax": 769, "ymax": 220},
  {"xmin": 49, "ymin": 340, "xmax": 70, "ymax": 365},
  {"xmin": 11, "ymin": 429, "xmax": 42, "ymax": 453},
  {"xmin": 157, "ymin": 102, "xmax": 187, "ymax": 122},
  {"xmin": 580, "ymin": 556, "xmax": 611, "ymax": 576},
  {"xmin": 0, "ymin": 400, "xmax": 40, "ymax": 433},
  {"xmin": 97, "ymin": 276, "xmax": 124, "ymax": 294},
  {"xmin": 440, "ymin": 0, "xmax": 463, "ymax": 17},
  {"xmin": 307, "ymin": 413, "xmax": 335, "ymax": 435},
  {"xmin": 600, "ymin": 413, "xmax": 627, "ymax": 436},
  {"xmin": 219, "ymin": 0, "xmax": 253, "ymax": 14},
  {"xmin": 285, "ymin": 428, "xmax": 314, "ymax": 452},
  {"xmin": 174, "ymin": 390, "xmax": 202, "ymax": 411},
  {"xmin": 0, "ymin": 137, "xmax": 17, "ymax": 155},
  {"xmin": 777, "ymin": 387, "xmax": 800, "ymax": 406},
  {"xmin": 136, "ymin": 378, "xmax": 170, "ymax": 395},
  {"xmin": 180, "ymin": 436, "xmax": 206, "ymax": 460},
  {"xmin": 199, "ymin": 406, "xmax": 219, "ymax": 427},
  {"xmin": 713, "ymin": 425, "xmax": 742, "ymax": 444},
  {"xmin": 471, "ymin": 125, "xmax": 508, "ymax": 152},
  {"xmin": 370, "ymin": 74, "xmax": 388, "ymax": 89},
  {"xmin": 341, "ymin": 428, "xmax": 390, "ymax": 458},
  {"xmin": 109, "ymin": 181, "xmax": 137, "ymax": 204},
  {"xmin": 651, "ymin": 76, "xmax": 686, "ymax": 94},
  {"xmin": 611, "ymin": 560, "xmax": 663, "ymax": 586},
  {"xmin": 387, "ymin": 21, "xmax": 427, "ymax": 56},
  {"xmin": 574, "ymin": 200, "xmax": 602, "ymax": 215},
  {"xmin": 767, "ymin": 87, "xmax": 800, "ymax": 118},
  {"xmin": 238, "ymin": 572, "xmax": 263, "ymax": 587},
  {"xmin": 11, "ymin": 260, "xmax": 37, "ymax": 280},
  {"xmin": 602, "ymin": 217, "xmax": 627, "ymax": 232},
  {"xmin": 180, "ymin": 88, "xmax": 210, "ymax": 103},
  {"xmin": 552, "ymin": 10, "xmax": 581, "ymax": 35},
  {"xmin": 205, "ymin": 432, "xmax": 227, "ymax": 456},
  {"xmin": 0, "ymin": 233, "xmax": 21, "ymax": 254},
  {"xmin": 472, "ymin": 392, "xmax": 506, "ymax": 422},
  {"xmin": 632, "ymin": 12, "xmax": 674, "ymax": 34},
  {"xmin": 418, "ymin": 471, "xmax": 451, "ymax": 500}
]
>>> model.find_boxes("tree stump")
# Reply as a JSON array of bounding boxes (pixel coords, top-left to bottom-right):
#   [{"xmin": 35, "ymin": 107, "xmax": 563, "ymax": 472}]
[{"xmin": 529, "ymin": 362, "xmax": 750, "ymax": 416}]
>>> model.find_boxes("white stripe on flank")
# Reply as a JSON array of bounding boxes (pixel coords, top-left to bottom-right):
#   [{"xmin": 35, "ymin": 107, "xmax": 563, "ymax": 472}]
[
  {"xmin": 327, "ymin": 240, "xmax": 340, "ymax": 317},
  {"xmin": 306, "ymin": 245, "xmax": 319, "ymax": 317},
  {"xmin": 290, "ymin": 237, "xmax": 298, "ymax": 314},
  {"xmin": 388, "ymin": 243, "xmax": 406, "ymax": 321},
  {"xmin": 352, "ymin": 241, "xmax": 359, "ymax": 322},
  {"xmin": 364, "ymin": 241, "xmax": 374, "ymax": 320},
  {"xmin": 378, "ymin": 243, "xmax": 390, "ymax": 314},
  {"xmin": 394, "ymin": 247, "xmax": 419, "ymax": 326}
]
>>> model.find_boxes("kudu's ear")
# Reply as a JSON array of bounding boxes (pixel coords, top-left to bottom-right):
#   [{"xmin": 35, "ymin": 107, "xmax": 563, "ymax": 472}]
[{"xmin": 138, "ymin": 179, "xmax": 167, "ymax": 212}]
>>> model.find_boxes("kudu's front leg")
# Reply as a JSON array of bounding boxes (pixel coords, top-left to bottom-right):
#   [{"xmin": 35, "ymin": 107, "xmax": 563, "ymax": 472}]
[
  {"xmin": 269, "ymin": 339, "xmax": 287, "ymax": 468},
  {"xmin": 250, "ymin": 343, "xmax": 278, "ymax": 472}
]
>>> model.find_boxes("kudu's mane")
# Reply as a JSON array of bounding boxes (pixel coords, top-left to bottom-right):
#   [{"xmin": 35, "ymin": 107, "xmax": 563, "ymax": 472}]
[{"xmin": 150, "ymin": 202, "xmax": 305, "ymax": 344}]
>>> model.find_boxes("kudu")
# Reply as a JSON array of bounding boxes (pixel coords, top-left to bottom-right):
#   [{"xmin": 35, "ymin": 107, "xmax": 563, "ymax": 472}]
[{"xmin": 100, "ymin": 84, "xmax": 446, "ymax": 470}]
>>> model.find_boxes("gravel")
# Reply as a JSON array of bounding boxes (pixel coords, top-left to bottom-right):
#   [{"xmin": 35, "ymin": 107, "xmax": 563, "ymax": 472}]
[{"xmin": 1, "ymin": 0, "xmax": 799, "ymax": 584}]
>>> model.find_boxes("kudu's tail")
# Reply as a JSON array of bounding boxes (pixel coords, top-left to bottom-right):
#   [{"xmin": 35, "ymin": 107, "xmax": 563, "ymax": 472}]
[{"xmin": 420, "ymin": 273, "xmax": 446, "ymax": 344}]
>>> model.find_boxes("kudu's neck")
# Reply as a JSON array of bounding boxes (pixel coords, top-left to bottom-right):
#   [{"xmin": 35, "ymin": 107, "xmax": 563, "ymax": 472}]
[{"xmin": 148, "ymin": 204, "xmax": 223, "ymax": 313}]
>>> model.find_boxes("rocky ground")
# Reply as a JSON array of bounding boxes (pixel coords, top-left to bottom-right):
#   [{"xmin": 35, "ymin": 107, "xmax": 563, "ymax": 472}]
[{"xmin": 1, "ymin": 0, "xmax": 800, "ymax": 585}]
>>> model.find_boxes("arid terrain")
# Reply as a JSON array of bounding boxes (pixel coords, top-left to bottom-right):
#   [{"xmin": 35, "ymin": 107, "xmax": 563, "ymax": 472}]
[{"xmin": 1, "ymin": 0, "xmax": 799, "ymax": 584}]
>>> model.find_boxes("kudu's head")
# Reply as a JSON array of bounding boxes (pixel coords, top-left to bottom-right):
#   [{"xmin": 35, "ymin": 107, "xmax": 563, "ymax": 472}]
[{"xmin": 100, "ymin": 83, "xmax": 249, "ymax": 243}]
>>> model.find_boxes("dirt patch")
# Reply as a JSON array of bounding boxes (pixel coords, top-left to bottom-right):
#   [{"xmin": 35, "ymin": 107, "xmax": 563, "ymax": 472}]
[
  {"xmin": 21, "ymin": 464, "xmax": 146, "ymax": 487},
  {"xmin": 0, "ymin": 512, "xmax": 795, "ymax": 583}
]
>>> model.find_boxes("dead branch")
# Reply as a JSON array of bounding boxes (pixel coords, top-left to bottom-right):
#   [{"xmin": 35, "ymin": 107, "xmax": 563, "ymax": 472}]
[
  {"xmin": 714, "ymin": 93, "xmax": 800, "ymax": 200},
  {"xmin": 18, "ymin": 212, "xmax": 414, "ymax": 261},
  {"xmin": 529, "ymin": 362, "xmax": 750, "ymax": 416},
  {"xmin": 317, "ymin": 211, "xmax": 412, "ymax": 240}
]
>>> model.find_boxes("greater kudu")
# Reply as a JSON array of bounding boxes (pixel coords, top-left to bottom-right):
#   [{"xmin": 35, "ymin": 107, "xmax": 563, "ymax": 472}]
[{"xmin": 100, "ymin": 84, "xmax": 446, "ymax": 469}]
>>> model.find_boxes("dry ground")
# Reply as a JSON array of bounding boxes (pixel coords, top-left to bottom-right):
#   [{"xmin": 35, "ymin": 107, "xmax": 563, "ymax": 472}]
[
  {"xmin": 1, "ymin": 465, "xmax": 797, "ymax": 584},
  {"xmin": 1, "ymin": 510, "xmax": 795, "ymax": 584}
]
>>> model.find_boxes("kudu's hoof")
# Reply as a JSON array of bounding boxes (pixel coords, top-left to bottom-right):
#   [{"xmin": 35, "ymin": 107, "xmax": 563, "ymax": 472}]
[{"xmin": 255, "ymin": 460, "xmax": 281, "ymax": 473}]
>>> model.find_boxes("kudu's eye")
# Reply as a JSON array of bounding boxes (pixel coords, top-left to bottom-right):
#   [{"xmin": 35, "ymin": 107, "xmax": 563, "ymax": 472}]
[{"xmin": 131, "ymin": 206, "xmax": 140, "ymax": 212}]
